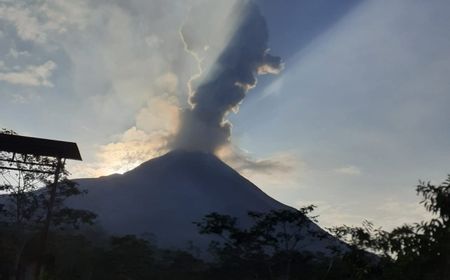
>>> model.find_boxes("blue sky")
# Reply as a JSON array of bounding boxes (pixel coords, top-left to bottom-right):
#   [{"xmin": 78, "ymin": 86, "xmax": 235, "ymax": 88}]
[{"xmin": 1, "ymin": 0, "xmax": 449, "ymax": 229}]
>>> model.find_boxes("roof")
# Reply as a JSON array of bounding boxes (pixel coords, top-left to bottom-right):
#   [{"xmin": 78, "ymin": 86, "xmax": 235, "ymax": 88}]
[{"xmin": 0, "ymin": 133, "xmax": 82, "ymax": 161}]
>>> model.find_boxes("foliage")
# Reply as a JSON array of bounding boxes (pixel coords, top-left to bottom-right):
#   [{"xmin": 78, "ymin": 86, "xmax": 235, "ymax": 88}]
[
  {"xmin": 194, "ymin": 174, "xmax": 450, "ymax": 280},
  {"xmin": 0, "ymin": 129, "xmax": 96, "ymax": 231},
  {"xmin": 195, "ymin": 206, "xmax": 330, "ymax": 280},
  {"xmin": 0, "ymin": 129, "xmax": 97, "ymax": 279},
  {"xmin": 327, "ymin": 174, "xmax": 450, "ymax": 280},
  {"xmin": 33, "ymin": 233, "xmax": 209, "ymax": 280}
]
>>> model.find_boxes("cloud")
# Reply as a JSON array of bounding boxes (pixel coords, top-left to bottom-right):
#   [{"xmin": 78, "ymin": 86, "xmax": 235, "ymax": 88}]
[
  {"xmin": 295, "ymin": 196, "xmax": 431, "ymax": 230},
  {"xmin": 7, "ymin": 47, "xmax": 30, "ymax": 58},
  {"xmin": 10, "ymin": 92, "xmax": 42, "ymax": 104},
  {"xmin": 0, "ymin": 1, "xmax": 89, "ymax": 43},
  {"xmin": 69, "ymin": 127, "xmax": 169, "ymax": 178},
  {"xmin": 135, "ymin": 94, "xmax": 180, "ymax": 135},
  {"xmin": 217, "ymin": 144, "xmax": 301, "ymax": 189},
  {"xmin": 374, "ymin": 198, "xmax": 430, "ymax": 228},
  {"xmin": 218, "ymin": 145, "xmax": 293, "ymax": 174},
  {"xmin": 145, "ymin": 34, "xmax": 163, "ymax": 48},
  {"xmin": 0, "ymin": 60, "xmax": 57, "ymax": 87},
  {"xmin": 333, "ymin": 165, "xmax": 362, "ymax": 176},
  {"xmin": 54, "ymin": 1, "xmax": 194, "ymax": 137},
  {"xmin": 0, "ymin": 4, "xmax": 44, "ymax": 42},
  {"xmin": 69, "ymin": 95, "xmax": 180, "ymax": 178},
  {"xmin": 295, "ymin": 199, "xmax": 367, "ymax": 228},
  {"xmin": 97, "ymin": 127, "xmax": 168, "ymax": 174}
]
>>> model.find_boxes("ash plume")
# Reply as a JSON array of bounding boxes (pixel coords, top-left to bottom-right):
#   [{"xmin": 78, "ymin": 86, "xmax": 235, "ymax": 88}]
[{"xmin": 172, "ymin": 0, "xmax": 282, "ymax": 153}]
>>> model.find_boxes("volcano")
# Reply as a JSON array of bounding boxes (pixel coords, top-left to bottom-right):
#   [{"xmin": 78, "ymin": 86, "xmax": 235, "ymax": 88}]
[{"xmin": 70, "ymin": 150, "xmax": 334, "ymax": 250}]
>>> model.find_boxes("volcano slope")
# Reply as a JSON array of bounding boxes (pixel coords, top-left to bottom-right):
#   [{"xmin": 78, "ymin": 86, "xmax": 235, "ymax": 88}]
[{"xmin": 69, "ymin": 150, "xmax": 337, "ymax": 251}]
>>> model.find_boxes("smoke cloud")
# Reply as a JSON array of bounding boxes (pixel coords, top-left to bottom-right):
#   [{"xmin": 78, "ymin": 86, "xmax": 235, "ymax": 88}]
[{"xmin": 172, "ymin": 0, "xmax": 282, "ymax": 153}]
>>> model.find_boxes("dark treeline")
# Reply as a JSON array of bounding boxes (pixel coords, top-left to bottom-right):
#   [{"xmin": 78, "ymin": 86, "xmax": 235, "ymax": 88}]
[{"xmin": 0, "ymin": 174, "xmax": 448, "ymax": 279}]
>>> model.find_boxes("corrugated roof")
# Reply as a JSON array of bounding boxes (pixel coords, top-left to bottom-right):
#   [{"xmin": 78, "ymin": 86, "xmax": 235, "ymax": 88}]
[{"xmin": 0, "ymin": 134, "xmax": 82, "ymax": 160}]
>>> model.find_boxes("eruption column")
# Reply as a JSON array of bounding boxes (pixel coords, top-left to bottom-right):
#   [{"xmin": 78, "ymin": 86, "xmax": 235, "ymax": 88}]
[{"xmin": 174, "ymin": 0, "xmax": 282, "ymax": 153}]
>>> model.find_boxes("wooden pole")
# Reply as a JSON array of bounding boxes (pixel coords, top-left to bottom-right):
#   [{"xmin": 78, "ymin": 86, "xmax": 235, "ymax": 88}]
[{"xmin": 34, "ymin": 157, "xmax": 63, "ymax": 279}]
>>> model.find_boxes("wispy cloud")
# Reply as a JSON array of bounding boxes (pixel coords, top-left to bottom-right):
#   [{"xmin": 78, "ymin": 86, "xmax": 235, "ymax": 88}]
[
  {"xmin": 217, "ymin": 144, "xmax": 302, "ymax": 189},
  {"xmin": 0, "ymin": 1, "xmax": 88, "ymax": 43},
  {"xmin": 0, "ymin": 60, "xmax": 7, "ymax": 71},
  {"xmin": 218, "ymin": 145, "xmax": 293, "ymax": 174},
  {"xmin": 295, "ymin": 199, "xmax": 367, "ymax": 228},
  {"xmin": 374, "ymin": 198, "xmax": 430, "ymax": 227},
  {"xmin": 296, "ymin": 197, "xmax": 429, "ymax": 230},
  {"xmin": 0, "ymin": 60, "xmax": 57, "ymax": 87},
  {"xmin": 7, "ymin": 47, "xmax": 30, "ymax": 58},
  {"xmin": 333, "ymin": 165, "xmax": 361, "ymax": 176}
]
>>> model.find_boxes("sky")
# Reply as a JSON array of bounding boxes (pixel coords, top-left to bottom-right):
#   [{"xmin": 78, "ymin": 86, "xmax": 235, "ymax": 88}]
[{"xmin": 1, "ymin": 0, "xmax": 450, "ymax": 230}]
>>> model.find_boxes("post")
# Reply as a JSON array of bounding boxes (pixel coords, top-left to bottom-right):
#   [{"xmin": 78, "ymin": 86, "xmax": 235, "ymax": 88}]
[{"xmin": 34, "ymin": 157, "xmax": 63, "ymax": 279}]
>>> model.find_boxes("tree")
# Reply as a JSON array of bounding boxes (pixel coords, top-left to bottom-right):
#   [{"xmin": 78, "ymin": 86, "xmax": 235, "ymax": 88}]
[
  {"xmin": 328, "ymin": 174, "xmax": 450, "ymax": 280},
  {"xmin": 92, "ymin": 235, "xmax": 155, "ymax": 280},
  {"xmin": 195, "ymin": 206, "xmax": 327, "ymax": 280},
  {"xmin": 0, "ymin": 129, "xmax": 97, "ymax": 279}
]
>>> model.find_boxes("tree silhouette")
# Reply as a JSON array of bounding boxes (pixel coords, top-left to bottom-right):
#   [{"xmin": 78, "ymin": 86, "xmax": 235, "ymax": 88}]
[
  {"xmin": 195, "ymin": 206, "xmax": 326, "ymax": 280},
  {"xmin": 328, "ymin": 174, "xmax": 450, "ymax": 280},
  {"xmin": 0, "ymin": 129, "xmax": 97, "ymax": 279}
]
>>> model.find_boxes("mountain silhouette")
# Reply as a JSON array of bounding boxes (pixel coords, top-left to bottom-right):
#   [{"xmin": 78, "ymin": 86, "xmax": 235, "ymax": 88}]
[{"xmin": 69, "ymin": 150, "xmax": 335, "ymax": 250}]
